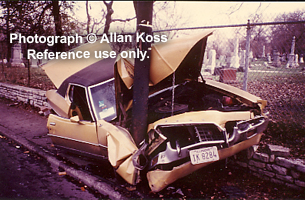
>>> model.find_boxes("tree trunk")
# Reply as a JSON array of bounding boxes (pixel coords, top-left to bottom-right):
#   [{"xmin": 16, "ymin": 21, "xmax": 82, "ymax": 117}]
[
  {"xmin": 103, "ymin": 1, "xmax": 114, "ymax": 35},
  {"xmin": 131, "ymin": 1, "xmax": 153, "ymax": 146},
  {"xmin": 52, "ymin": 1, "xmax": 64, "ymax": 52},
  {"xmin": 86, "ymin": 1, "xmax": 90, "ymax": 34},
  {"xmin": 6, "ymin": 6, "xmax": 11, "ymax": 67}
]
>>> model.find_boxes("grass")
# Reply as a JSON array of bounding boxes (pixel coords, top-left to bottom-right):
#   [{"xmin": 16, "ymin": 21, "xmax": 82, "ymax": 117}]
[
  {"xmin": 206, "ymin": 59, "xmax": 305, "ymax": 158},
  {"xmin": 0, "ymin": 65, "xmax": 55, "ymax": 90}
]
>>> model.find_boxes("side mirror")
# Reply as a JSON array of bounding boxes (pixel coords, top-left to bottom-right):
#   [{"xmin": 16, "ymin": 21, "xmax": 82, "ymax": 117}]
[{"xmin": 70, "ymin": 116, "xmax": 85, "ymax": 125}]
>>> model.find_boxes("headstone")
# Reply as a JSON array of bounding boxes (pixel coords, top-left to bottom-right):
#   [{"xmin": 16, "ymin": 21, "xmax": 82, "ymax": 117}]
[
  {"xmin": 286, "ymin": 36, "xmax": 298, "ymax": 68},
  {"xmin": 239, "ymin": 50, "xmax": 246, "ymax": 71},
  {"xmin": 10, "ymin": 43, "xmax": 24, "ymax": 67},
  {"xmin": 40, "ymin": 58, "xmax": 48, "ymax": 67},
  {"xmin": 273, "ymin": 51, "xmax": 281, "ymax": 67},
  {"xmin": 226, "ymin": 56, "xmax": 231, "ymax": 68},
  {"xmin": 219, "ymin": 55, "xmax": 226, "ymax": 67},
  {"xmin": 295, "ymin": 54, "xmax": 299, "ymax": 67},
  {"xmin": 206, "ymin": 49, "xmax": 216, "ymax": 74},
  {"xmin": 281, "ymin": 53, "xmax": 286, "ymax": 62},
  {"xmin": 249, "ymin": 51, "xmax": 254, "ymax": 62},
  {"xmin": 262, "ymin": 45, "xmax": 266, "ymax": 58},
  {"xmin": 267, "ymin": 53, "xmax": 272, "ymax": 64},
  {"xmin": 230, "ymin": 38, "xmax": 239, "ymax": 69},
  {"xmin": 30, "ymin": 58, "xmax": 39, "ymax": 68},
  {"xmin": 203, "ymin": 50, "xmax": 208, "ymax": 66},
  {"xmin": 0, "ymin": 59, "xmax": 7, "ymax": 65},
  {"xmin": 300, "ymin": 55, "xmax": 304, "ymax": 63}
]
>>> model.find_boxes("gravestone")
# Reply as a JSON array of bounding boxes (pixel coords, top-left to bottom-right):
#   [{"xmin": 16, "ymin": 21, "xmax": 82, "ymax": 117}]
[
  {"xmin": 273, "ymin": 51, "xmax": 281, "ymax": 67},
  {"xmin": 300, "ymin": 55, "xmax": 304, "ymax": 63},
  {"xmin": 267, "ymin": 53, "xmax": 272, "ymax": 64},
  {"xmin": 295, "ymin": 54, "xmax": 299, "ymax": 67},
  {"xmin": 239, "ymin": 50, "xmax": 246, "ymax": 71},
  {"xmin": 262, "ymin": 45, "xmax": 266, "ymax": 58},
  {"xmin": 10, "ymin": 43, "xmax": 24, "ymax": 67},
  {"xmin": 30, "ymin": 58, "xmax": 39, "ymax": 68},
  {"xmin": 219, "ymin": 55, "xmax": 226, "ymax": 67},
  {"xmin": 226, "ymin": 56, "xmax": 231, "ymax": 68},
  {"xmin": 280, "ymin": 55, "xmax": 283, "ymax": 62},
  {"xmin": 230, "ymin": 38, "xmax": 239, "ymax": 69},
  {"xmin": 206, "ymin": 49, "xmax": 216, "ymax": 74},
  {"xmin": 286, "ymin": 36, "xmax": 298, "ymax": 68},
  {"xmin": 40, "ymin": 58, "xmax": 48, "ymax": 66},
  {"xmin": 249, "ymin": 51, "xmax": 253, "ymax": 62},
  {"xmin": 203, "ymin": 50, "xmax": 208, "ymax": 66}
]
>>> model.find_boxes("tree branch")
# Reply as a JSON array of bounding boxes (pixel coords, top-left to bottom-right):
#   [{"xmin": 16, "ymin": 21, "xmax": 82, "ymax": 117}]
[{"xmin": 112, "ymin": 16, "xmax": 136, "ymax": 22}]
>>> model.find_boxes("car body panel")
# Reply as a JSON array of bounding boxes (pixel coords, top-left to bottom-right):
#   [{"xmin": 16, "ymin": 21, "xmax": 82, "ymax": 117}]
[
  {"xmin": 46, "ymin": 89, "xmax": 70, "ymax": 118},
  {"xmin": 47, "ymin": 114, "xmax": 101, "ymax": 156},
  {"xmin": 146, "ymin": 133, "xmax": 262, "ymax": 192},
  {"xmin": 205, "ymin": 79, "xmax": 267, "ymax": 110},
  {"xmin": 116, "ymin": 30, "xmax": 213, "ymax": 89},
  {"xmin": 44, "ymin": 31, "xmax": 269, "ymax": 192},
  {"xmin": 103, "ymin": 120, "xmax": 139, "ymax": 184},
  {"xmin": 148, "ymin": 110, "xmax": 255, "ymax": 131}
]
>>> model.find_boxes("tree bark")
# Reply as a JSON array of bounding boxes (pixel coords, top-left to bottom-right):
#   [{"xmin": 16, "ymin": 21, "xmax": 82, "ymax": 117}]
[
  {"xmin": 131, "ymin": 1, "xmax": 153, "ymax": 146},
  {"xmin": 6, "ymin": 6, "xmax": 11, "ymax": 67},
  {"xmin": 52, "ymin": 1, "xmax": 64, "ymax": 52},
  {"xmin": 103, "ymin": 1, "xmax": 114, "ymax": 35}
]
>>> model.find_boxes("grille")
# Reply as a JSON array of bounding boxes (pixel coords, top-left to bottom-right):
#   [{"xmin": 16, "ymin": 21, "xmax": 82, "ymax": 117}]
[
  {"xmin": 157, "ymin": 123, "xmax": 225, "ymax": 148},
  {"xmin": 194, "ymin": 124, "xmax": 224, "ymax": 142}
]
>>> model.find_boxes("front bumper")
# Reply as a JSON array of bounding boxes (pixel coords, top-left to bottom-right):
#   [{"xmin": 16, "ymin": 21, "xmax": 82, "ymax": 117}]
[
  {"xmin": 148, "ymin": 116, "xmax": 268, "ymax": 170},
  {"xmin": 147, "ymin": 132, "xmax": 263, "ymax": 192}
]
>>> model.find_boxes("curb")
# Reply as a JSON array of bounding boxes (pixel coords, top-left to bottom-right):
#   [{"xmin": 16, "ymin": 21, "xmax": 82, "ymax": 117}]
[{"xmin": 0, "ymin": 124, "xmax": 128, "ymax": 200}]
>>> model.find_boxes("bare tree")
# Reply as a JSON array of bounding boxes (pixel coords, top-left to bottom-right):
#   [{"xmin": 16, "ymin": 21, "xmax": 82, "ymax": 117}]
[
  {"xmin": 52, "ymin": 0, "xmax": 64, "ymax": 52},
  {"xmin": 86, "ymin": 1, "xmax": 91, "ymax": 34},
  {"xmin": 103, "ymin": 1, "xmax": 114, "ymax": 35},
  {"xmin": 153, "ymin": 1, "xmax": 188, "ymax": 39},
  {"xmin": 271, "ymin": 10, "xmax": 305, "ymax": 55}
]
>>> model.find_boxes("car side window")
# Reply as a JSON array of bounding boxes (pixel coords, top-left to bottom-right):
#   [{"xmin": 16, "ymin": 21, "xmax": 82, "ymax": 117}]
[{"xmin": 68, "ymin": 85, "xmax": 93, "ymax": 122}]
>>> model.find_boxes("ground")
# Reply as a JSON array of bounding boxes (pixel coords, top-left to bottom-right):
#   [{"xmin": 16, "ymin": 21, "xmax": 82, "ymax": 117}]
[
  {"xmin": 1, "ymin": 62, "xmax": 304, "ymax": 159},
  {"xmin": 0, "ymin": 91, "xmax": 304, "ymax": 198}
]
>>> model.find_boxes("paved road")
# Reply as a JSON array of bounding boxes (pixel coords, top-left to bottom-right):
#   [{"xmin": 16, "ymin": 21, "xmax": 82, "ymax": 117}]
[
  {"xmin": 0, "ymin": 98, "xmax": 136, "ymax": 199},
  {"xmin": 0, "ymin": 133, "xmax": 100, "ymax": 199}
]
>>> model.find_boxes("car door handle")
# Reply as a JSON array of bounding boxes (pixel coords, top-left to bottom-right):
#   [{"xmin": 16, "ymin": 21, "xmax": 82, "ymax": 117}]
[{"xmin": 50, "ymin": 122, "xmax": 56, "ymax": 126}]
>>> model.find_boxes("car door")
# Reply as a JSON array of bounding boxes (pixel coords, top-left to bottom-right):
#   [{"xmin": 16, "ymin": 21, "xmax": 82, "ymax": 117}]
[{"xmin": 47, "ymin": 85, "xmax": 102, "ymax": 157}]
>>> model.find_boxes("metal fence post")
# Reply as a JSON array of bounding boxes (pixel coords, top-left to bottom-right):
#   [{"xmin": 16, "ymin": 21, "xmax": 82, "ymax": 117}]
[{"xmin": 243, "ymin": 20, "xmax": 251, "ymax": 91}]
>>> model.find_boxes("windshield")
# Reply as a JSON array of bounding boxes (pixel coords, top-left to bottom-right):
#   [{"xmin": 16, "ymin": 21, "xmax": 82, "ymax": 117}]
[{"xmin": 89, "ymin": 79, "xmax": 117, "ymax": 121}]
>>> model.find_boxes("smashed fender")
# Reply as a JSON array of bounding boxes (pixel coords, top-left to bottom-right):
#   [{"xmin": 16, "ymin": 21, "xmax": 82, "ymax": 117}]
[
  {"xmin": 147, "ymin": 133, "xmax": 263, "ymax": 192},
  {"xmin": 104, "ymin": 121, "xmax": 139, "ymax": 185}
]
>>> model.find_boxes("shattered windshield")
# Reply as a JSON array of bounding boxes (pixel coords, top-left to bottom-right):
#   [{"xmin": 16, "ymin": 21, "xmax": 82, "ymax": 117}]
[{"xmin": 89, "ymin": 79, "xmax": 117, "ymax": 121}]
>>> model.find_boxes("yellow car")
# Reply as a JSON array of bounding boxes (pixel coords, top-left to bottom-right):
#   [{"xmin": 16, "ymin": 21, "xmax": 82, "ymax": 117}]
[{"xmin": 43, "ymin": 30, "xmax": 268, "ymax": 192}]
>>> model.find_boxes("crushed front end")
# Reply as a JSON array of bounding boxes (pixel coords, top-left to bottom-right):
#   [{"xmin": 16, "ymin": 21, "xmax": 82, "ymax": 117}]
[{"xmin": 144, "ymin": 111, "xmax": 268, "ymax": 192}]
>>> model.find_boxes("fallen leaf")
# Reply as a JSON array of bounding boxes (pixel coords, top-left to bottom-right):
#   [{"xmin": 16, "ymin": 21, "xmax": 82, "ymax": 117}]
[
  {"xmin": 126, "ymin": 186, "xmax": 136, "ymax": 191},
  {"xmin": 58, "ymin": 171, "xmax": 67, "ymax": 176}
]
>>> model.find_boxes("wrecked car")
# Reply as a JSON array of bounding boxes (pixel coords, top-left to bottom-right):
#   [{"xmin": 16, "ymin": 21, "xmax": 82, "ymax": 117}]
[{"xmin": 43, "ymin": 30, "xmax": 268, "ymax": 192}]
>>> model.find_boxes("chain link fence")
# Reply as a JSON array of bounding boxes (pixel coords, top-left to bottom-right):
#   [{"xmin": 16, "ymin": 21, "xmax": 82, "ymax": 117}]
[{"xmin": 194, "ymin": 20, "xmax": 305, "ymax": 149}]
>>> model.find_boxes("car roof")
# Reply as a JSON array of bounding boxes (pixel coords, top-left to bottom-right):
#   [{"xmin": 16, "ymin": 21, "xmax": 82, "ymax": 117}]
[{"xmin": 57, "ymin": 57, "xmax": 116, "ymax": 97}]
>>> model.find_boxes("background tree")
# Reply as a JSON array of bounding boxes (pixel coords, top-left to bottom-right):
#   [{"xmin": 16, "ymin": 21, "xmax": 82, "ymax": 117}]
[
  {"xmin": 152, "ymin": 1, "xmax": 188, "ymax": 39},
  {"xmin": 270, "ymin": 10, "xmax": 305, "ymax": 56},
  {"xmin": 0, "ymin": 1, "xmax": 77, "ymax": 55}
]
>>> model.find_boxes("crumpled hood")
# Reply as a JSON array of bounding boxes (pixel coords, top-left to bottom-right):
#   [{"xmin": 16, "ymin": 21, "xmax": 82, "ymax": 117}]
[{"xmin": 116, "ymin": 30, "xmax": 213, "ymax": 89}]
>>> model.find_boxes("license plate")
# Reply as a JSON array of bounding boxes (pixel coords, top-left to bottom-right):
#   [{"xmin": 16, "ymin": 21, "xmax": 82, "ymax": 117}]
[{"xmin": 190, "ymin": 146, "xmax": 219, "ymax": 165}]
